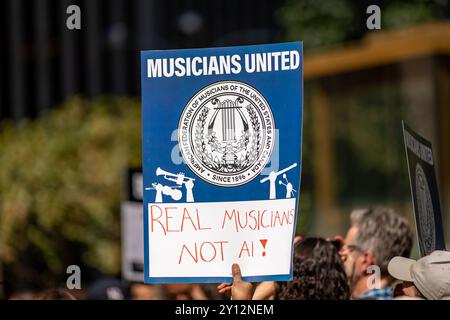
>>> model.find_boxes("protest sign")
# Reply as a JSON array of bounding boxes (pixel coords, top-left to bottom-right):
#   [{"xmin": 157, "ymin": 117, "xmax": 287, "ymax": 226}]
[
  {"xmin": 402, "ymin": 122, "xmax": 446, "ymax": 257},
  {"xmin": 141, "ymin": 42, "xmax": 303, "ymax": 283},
  {"xmin": 121, "ymin": 169, "xmax": 145, "ymax": 282}
]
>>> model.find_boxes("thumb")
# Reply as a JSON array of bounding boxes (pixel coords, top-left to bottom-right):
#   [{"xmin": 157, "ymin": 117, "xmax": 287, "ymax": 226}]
[{"xmin": 232, "ymin": 263, "xmax": 242, "ymax": 283}]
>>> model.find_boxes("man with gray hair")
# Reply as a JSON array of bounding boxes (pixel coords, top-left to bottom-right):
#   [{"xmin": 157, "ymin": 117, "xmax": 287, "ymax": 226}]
[{"xmin": 338, "ymin": 207, "xmax": 413, "ymax": 300}]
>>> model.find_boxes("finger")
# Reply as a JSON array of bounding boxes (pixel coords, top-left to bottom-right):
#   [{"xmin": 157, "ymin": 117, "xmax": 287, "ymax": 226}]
[
  {"xmin": 218, "ymin": 286, "xmax": 232, "ymax": 294},
  {"xmin": 232, "ymin": 263, "xmax": 242, "ymax": 282},
  {"xmin": 293, "ymin": 235, "xmax": 302, "ymax": 244},
  {"xmin": 217, "ymin": 284, "xmax": 232, "ymax": 292},
  {"xmin": 217, "ymin": 283, "xmax": 231, "ymax": 290}
]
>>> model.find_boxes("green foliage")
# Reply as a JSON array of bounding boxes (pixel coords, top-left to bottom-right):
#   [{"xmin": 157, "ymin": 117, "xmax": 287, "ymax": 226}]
[
  {"xmin": 280, "ymin": 0, "xmax": 447, "ymax": 50},
  {"xmin": 383, "ymin": 1, "xmax": 436, "ymax": 29},
  {"xmin": 279, "ymin": 0, "xmax": 355, "ymax": 50},
  {"xmin": 0, "ymin": 97, "xmax": 141, "ymax": 283}
]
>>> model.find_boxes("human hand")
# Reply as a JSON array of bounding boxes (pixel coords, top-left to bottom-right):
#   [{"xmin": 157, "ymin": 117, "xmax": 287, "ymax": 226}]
[
  {"xmin": 334, "ymin": 235, "xmax": 345, "ymax": 249},
  {"xmin": 190, "ymin": 284, "xmax": 208, "ymax": 300},
  {"xmin": 334, "ymin": 235, "xmax": 347, "ymax": 261},
  {"xmin": 252, "ymin": 281, "xmax": 276, "ymax": 300},
  {"xmin": 217, "ymin": 263, "xmax": 253, "ymax": 300},
  {"xmin": 293, "ymin": 235, "xmax": 303, "ymax": 244}
]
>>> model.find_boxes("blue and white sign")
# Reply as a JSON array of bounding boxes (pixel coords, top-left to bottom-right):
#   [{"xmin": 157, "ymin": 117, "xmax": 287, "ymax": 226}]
[{"xmin": 141, "ymin": 42, "xmax": 303, "ymax": 283}]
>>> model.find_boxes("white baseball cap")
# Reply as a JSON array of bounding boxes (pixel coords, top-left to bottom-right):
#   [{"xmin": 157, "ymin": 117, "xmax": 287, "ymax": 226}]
[{"xmin": 388, "ymin": 250, "xmax": 450, "ymax": 300}]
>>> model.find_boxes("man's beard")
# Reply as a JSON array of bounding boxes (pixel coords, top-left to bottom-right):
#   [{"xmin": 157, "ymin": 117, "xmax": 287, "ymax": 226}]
[{"xmin": 347, "ymin": 258, "xmax": 363, "ymax": 296}]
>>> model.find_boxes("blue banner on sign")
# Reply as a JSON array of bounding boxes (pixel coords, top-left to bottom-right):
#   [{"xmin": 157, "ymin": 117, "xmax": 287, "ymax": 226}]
[{"xmin": 141, "ymin": 42, "xmax": 303, "ymax": 283}]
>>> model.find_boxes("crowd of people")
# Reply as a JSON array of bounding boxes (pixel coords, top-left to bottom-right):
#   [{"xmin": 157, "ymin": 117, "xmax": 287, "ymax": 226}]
[
  {"xmin": 3, "ymin": 207, "xmax": 450, "ymax": 300},
  {"xmin": 219, "ymin": 207, "xmax": 450, "ymax": 300}
]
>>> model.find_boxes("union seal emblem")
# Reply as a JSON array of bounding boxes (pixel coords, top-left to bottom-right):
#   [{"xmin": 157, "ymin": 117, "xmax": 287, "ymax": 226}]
[
  {"xmin": 415, "ymin": 163, "xmax": 435, "ymax": 255},
  {"xmin": 178, "ymin": 81, "xmax": 275, "ymax": 187}
]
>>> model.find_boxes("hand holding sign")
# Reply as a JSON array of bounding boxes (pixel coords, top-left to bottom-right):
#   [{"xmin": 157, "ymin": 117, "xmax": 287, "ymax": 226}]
[{"xmin": 217, "ymin": 264, "xmax": 253, "ymax": 300}]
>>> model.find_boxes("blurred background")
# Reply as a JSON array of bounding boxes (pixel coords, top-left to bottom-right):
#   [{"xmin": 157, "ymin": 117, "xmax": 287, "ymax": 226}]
[{"xmin": 0, "ymin": 0, "xmax": 449, "ymax": 298}]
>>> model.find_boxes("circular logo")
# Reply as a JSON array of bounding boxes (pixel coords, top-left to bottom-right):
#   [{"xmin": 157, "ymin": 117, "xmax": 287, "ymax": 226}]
[
  {"xmin": 178, "ymin": 81, "xmax": 275, "ymax": 187},
  {"xmin": 415, "ymin": 163, "xmax": 435, "ymax": 255}
]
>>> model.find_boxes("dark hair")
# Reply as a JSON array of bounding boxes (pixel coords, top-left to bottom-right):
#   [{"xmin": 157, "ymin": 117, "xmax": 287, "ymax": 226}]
[
  {"xmin": 35, "ymin": 288, "xmax": 76, "ymax": 300},
  {"xmin": 276, "ymin": 237, "xmax": 350, "ymax": 300}
]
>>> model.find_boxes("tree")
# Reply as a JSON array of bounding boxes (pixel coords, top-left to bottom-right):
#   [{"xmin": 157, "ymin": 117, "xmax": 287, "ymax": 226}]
[{"xmin": 0, "ymin": 97, "xmax": 141, "ymax": 289}]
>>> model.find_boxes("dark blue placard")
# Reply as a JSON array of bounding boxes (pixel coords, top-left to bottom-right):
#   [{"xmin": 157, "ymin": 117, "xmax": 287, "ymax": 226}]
[
  {"xmin": 141, "ymin": 42, "xmax": 303, "ymax": 283},
  {"xmin": 403, "ymin": 122, "xmax": 446, "ymax": 257}
]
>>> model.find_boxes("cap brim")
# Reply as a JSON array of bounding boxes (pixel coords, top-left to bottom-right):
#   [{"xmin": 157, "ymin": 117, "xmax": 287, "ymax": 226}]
[{"xmin": 388, "ymin": 256, "xmax": 415, "ymax": 282}]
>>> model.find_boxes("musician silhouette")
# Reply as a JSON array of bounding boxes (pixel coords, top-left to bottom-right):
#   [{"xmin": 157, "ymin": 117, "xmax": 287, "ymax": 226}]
[
  {"xmin": 261, "ymin": 163, "xmax": 297, "ymax": 199},
  {"xmin": 184, "ymin": 179, "xmax": 194, "ymax": 202},
  {"xmin": 279, "ymin": 174, "xmax": 296, "ymax": 199},
  {"xmin": 148, "ymin": 183, "xmax": 182, "ymax": 203},
  {"xmin": 145, "ymin": 167, "xmax": 195, "ymax": 203}
]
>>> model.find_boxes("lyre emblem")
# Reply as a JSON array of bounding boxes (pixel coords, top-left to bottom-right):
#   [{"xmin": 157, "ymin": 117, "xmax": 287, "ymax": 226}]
[
  {"xmin": 178, "ymin": 81, "xmax": 275, "ymax": 187},
  {"xmin": 207, "ymin": 97, "xmax": 249, "ymax": 169}
]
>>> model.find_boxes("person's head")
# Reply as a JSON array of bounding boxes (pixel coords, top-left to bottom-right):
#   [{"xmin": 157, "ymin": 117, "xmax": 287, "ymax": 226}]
[
  {"xmin": 340, "ymin": 207, "xmax": 413, "ymax": 297},
  {"xmin": 86, "ymin": 278, "xmax": 130, "ymax": 300},
  {"xmin": 276, "ymin": 237, "xmax": 350, "ymax": 300},
  {"xmin": 35, "ymin": 288, "xmax": 76, "ymax": 300},
  {"xmin": 163, "ymin": 283, "xmax": 195, "ymax": 300},
  {"xmin": 389, "ymin": 250, "xmax": 450, "ymax": 300},
  {"xmin": 130, "ymin": 283, "xmax": 161, "ymax": 300},
  {"xmin": 163, "ymin": 283, "xmax": 210, "ymax": 300}
]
